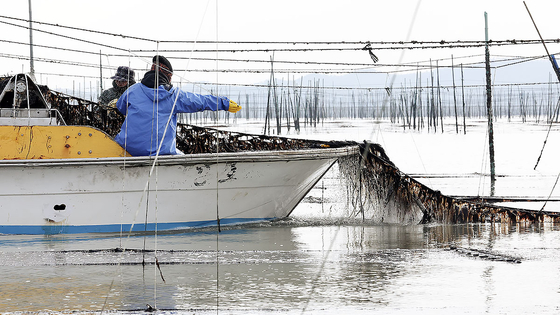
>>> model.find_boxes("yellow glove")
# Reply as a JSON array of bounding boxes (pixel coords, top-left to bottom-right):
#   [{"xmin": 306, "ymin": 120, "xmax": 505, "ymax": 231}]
[
  {"xmin": 228, "ymin": 100, "xmax": 241, "ymax": 113},
  {"xmin": 108, "ymin": 99, "xmax": 118, "ymax": 108}
]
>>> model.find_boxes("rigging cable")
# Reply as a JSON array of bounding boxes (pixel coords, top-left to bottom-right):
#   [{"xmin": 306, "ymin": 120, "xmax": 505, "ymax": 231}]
[
  {"xmin": 477, "ymin": 123, "xmax": 489, "ymax": 197},
  {"xmin": 100, "ymin": 54, "xmax": 153, "ymax": 315},
  {"xmin": 523, "ymin": 1, "xmax": 560, "ymax": 170},
  {"xmin": 539, "ymin": 171, "xmax": 560, "ymax": 213},
  {"xmin": 0, "ymin": 18, "xmax": 127, "ymax": 52},
  {"xmin": 363, "ymin": 0, "xmax": 424, "ymax": 209},
  {"xmin": 100, "ymin": 53, "xmax": 172, "ymax": 314},
  {"xmin": 305, "ymin": 1, "xmax": 427, "ymax": 314},
  {"xmin": 76, "ymin": 10, "xmax": 241, "ymax": 314},
  {"xmin": 3, "ymin": 13, "xmax": 560, "ymax": 48},
  {"xmin": 214, "ymin": 0, "xmax": 222, "ymax": 312},
  {"xmin": 120, "ymin": 0, "xmax": 220, "ymax": 310},
  {"xmin": 4, "ymin": 37, "xmax": 557, "ymax": 71},
  {"xmin": 533, "ymin": 96, "xmax": 560, "ymax": 170},
  {"xmin": 152, "ymin": 45, "xmax": 162, "ymax": 311},
  {"xmin": 121, "ymin": 52, "xmax": 133, "ymax": 249}
]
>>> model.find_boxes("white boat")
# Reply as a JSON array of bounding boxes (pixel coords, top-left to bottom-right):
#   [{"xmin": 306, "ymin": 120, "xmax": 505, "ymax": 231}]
[{"xmin": 0, "ymin": 73, "xmax": 358, "ymax": 234}]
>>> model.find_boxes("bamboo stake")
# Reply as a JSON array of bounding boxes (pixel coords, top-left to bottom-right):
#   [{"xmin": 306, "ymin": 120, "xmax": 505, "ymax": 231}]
[
  {"xmin": 437, "ymin": 60, "xmax": 443, "ymax": 133},
  {"xmin": 452, "ymin": 55, "xmax": 459, "ymax": 133},
  {"xmin": 485, "ymin": 12, "xmax": 496, "ymax": 196}
]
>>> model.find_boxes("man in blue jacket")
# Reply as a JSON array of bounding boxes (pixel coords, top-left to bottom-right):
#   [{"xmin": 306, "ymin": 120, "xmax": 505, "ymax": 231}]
[{"xmin": 114, "ymin": 55, "xmax": 241, "ymax": 156}]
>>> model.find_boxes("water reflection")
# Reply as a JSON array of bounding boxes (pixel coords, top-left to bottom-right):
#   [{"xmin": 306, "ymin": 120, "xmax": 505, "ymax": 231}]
[
  {"xmin": 0, "ymin": 222, "xmax": 559, "ymax": 313},
  {"xmin": 483, "ymin": 265, "xmax": 495, "ymax": 313}
]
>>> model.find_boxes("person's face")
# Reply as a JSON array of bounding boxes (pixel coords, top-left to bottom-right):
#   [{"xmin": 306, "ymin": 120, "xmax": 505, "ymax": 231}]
[{"xmin": 115, "ymin": 80, "xmax": 128, "ymax": 87}]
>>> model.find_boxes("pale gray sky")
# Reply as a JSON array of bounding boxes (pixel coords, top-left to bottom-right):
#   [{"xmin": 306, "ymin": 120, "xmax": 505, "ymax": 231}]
[{"xmin": 2, "ymin": 0, "xmax": 559, "ymax": 93}]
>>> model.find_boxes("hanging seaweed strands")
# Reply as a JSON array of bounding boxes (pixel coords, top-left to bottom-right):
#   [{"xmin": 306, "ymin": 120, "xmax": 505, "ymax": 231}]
[{"xmin": 339, "ymin": 143, "xmax": 560, "ymax": 224}]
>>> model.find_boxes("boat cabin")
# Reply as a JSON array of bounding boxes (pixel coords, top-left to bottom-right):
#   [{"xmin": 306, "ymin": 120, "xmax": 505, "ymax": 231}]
[
  {"xmin": 0, "ymin": 73, "xmax": 58, "ymax": 126},
  {"xmin": 0, "ymin": 73, "xmax": 128, "ymax": 159}
]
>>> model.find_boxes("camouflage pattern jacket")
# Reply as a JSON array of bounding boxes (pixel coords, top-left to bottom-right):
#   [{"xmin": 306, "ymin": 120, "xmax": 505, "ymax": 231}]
[{"xmin": 98, "ymin": 80, "xmax": 136, "ymax": 106}]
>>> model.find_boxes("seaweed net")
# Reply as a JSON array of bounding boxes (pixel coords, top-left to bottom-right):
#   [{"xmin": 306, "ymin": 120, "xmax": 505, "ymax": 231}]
[
  {"xmin": 36, "ymin": 83, "xmax": 560, "ymax": 225},
  {"xmin": 44, "ymin": 89, "xmax": 124, "ymax": 136},
  {"xmin": 338, "ymin": 142, "xmax": 560, "ymax": 224},
  {"xmin": 176, "ymin": 124, "xmax": 356, "ymax": 153}
]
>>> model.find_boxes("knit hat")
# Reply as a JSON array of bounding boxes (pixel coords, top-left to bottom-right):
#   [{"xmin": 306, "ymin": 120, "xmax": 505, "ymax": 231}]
[
  {"xmin": 152, "ymin": 55, "xmax": 173, "ymax": 74},
  {"xmin": 110, "ymin": 66, "xmax": 135, "ymax": 82}
]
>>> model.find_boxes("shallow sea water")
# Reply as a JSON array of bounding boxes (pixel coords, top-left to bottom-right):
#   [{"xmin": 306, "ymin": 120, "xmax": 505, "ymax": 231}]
[
  {"xmin": 1, "ymin": 222, "xmax": 560, "ymax": 314},
  {"xmin": 2, "ymin": 118, "xmax": 560, "ymax": 314}
]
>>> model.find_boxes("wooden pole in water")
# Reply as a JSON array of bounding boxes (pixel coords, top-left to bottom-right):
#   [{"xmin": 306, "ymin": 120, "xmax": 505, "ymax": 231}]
[
  {"xmin": 436, "ymin": 60, "xmax": 443, "ymax": 133},
  {"xmin": 413, "ymin": 68, "xmax": 419, "ymax": 130},
  {"xmin": 461, "ymin": 63, "xmax": 466, "ymax": 134},
  {"xmin": 452, "ymin": 55, "xmax": 459, "ymax": 134},
  {"xmin": 419, "ymin": 73, "xmax": 424, "ymax": 130},
  {"xmin": 485, "ymin": 12, "xmax": 496, "ymax": 196},
  {"xmin": 429, "ymin": 60, "xmax": 435, "ymax": 131}
]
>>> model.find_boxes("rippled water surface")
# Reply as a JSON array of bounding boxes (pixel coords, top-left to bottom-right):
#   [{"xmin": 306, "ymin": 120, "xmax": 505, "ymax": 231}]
[{"xmin": 1, "ymin": 222, "xmax": 560, "ymax": 314}]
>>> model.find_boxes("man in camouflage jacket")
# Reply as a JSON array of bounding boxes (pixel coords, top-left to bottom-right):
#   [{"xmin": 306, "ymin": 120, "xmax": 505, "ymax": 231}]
[{"xmin": 98, "ymin": 66, "xmax": 136, "ymax": 106}]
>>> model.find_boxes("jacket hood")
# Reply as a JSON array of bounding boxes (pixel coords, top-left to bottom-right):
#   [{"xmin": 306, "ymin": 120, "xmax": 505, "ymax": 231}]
[{"xmin": 141, "ymin": 70, "xmax": 172, "ymax": 89}]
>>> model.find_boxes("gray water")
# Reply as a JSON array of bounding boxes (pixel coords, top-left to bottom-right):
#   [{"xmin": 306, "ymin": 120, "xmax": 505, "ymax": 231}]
[
  {"xmin": 1, "ymin": 221, "xmax": 559, "ymax": 314},
  {"xmin": 2, "ymin": 119, "xmax": 560, "ymax": 314}
]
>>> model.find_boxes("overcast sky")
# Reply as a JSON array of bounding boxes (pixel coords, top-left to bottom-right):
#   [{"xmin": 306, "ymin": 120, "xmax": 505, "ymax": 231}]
[{"xmin": 2, "ymin": 0, "xmax": 559, "ymax": 95}]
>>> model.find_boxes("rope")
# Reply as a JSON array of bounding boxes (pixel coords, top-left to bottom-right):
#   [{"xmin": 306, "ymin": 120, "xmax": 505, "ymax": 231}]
[
  {"xmin": 100, "ymin": 49, "xmax": 176, "ymax": 315},
  {"xmin": 119, "ymin": 52, "xmax": 134, "ymax": 248},
  {"xmin": 115, "ymin": 0, "xmax": 220, "ymax": 310},
  {"xmin": 214, "ymin": 1, "xmax": 222, "ymax": 312},
  {"xmin": 365, "ymin": 0, "xmax": 422, "ymax": 176},
  {"xmin": 477, "ymin": 124, "xmax": 489, "ymax": 196},
  {"xmin": 125, "ymin": 41, "xmax": 557, "ymax": 52},
  {"xmin": 533, "ymin": 96, "xmax": 560, "ymax": 170},
  {"xmin": 4, "ymin": 14, "xmax": 560, "ymax": 48},
  {"xmin": 539, "ymin": 172, "xmax": 560, "ymax": 213},
  {"xmin": 4, "ymin": 37, "xmax": 556, "ymax": 70},
  {"xmin": 101, "ymin": 54, "xmax": 159, "ymax": 315},
  {"xmin": 300, "ymin": 226, "xmax": 341, "ymax": 314},
  {"xmin": 0, "ymin": 19, "xmax": 126, "ymax": 52}
]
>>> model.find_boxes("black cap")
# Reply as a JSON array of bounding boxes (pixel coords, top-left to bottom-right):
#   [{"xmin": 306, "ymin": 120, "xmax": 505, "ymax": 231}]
[{"xmin": 153, "ymin": 55, "xmax": 173, "ymax": 74}]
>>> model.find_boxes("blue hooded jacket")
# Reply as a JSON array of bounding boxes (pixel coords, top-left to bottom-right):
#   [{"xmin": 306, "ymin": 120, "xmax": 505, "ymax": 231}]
[{"xmin": 114, "ymin": 83, "xmax": 229, "ymax": 156}]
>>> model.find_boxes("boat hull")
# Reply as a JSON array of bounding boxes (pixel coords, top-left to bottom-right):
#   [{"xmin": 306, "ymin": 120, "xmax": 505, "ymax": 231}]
[{"xmin": 0, "ymin": 147, "xmax": 356, "ymax": 234}]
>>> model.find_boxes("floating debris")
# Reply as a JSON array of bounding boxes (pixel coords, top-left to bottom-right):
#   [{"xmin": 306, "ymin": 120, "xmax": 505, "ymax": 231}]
[{"xmin": 448, "ymin": 245, "xmax": 522, "ymax": 263}]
